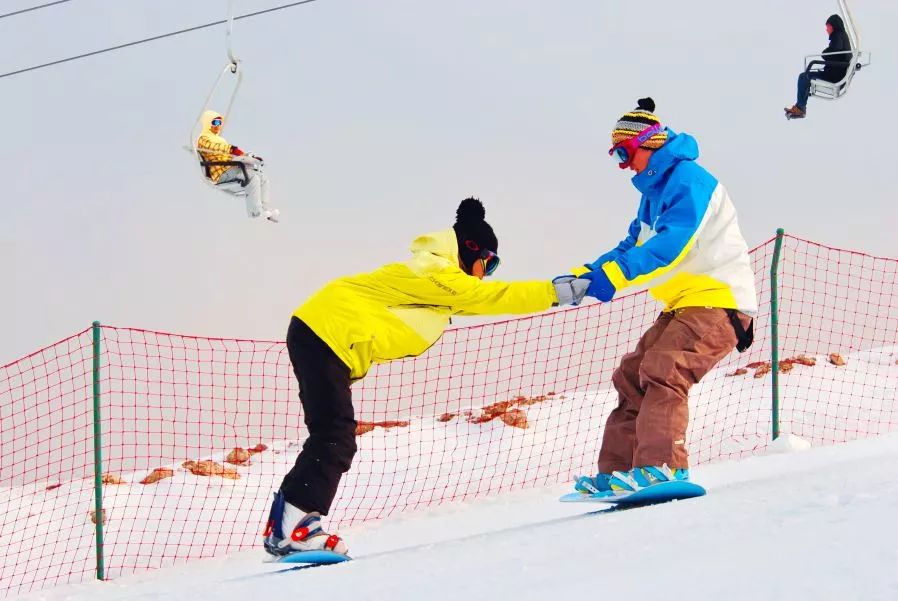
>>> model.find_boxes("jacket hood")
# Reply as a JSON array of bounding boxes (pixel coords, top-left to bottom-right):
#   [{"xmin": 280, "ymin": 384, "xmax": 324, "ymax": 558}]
[
  {"xmin": 826, "ymin": 14, "xmax": 844, "ymax": 32},
  {"xmin": 201, "ymin": 110, "xmax": 224, "ymax": 135},
  {"xmin": 407, "ymin": 228, "xmax": 460, "ymax": 274},
  {"xmin": 632, "ymin": 129, "xmax": 699, "ymax": 193},
  {"xmin": 409, "ymin": 228, "xmax": 459, "ymax": 261}
]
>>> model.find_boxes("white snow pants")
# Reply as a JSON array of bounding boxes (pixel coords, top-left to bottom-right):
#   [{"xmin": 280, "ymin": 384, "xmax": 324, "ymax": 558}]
[{"xmin": 218, "ymin": 161, "xmax": 273, "ymax": 218}]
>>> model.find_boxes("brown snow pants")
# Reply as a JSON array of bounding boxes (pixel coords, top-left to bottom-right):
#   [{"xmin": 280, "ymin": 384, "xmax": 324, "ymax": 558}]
[{"xmin": 598, "ymin": 307, "xmax": 749, "ymax": 472}]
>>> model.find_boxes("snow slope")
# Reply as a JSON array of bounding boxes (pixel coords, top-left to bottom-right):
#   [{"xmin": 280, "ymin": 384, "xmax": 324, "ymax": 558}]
[{"xmin": 25, "ymin": 432, "xmax": 898, "ymax": 601}]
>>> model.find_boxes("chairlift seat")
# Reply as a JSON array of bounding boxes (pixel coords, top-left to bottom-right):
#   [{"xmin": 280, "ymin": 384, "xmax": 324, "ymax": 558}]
[
  {"xmin": 804, "ymin": 50, "xmax": 870, "ymax": 100},
  {"xmin": 194, "ymin": 149, "xmax": 249, "ymax": 196}
]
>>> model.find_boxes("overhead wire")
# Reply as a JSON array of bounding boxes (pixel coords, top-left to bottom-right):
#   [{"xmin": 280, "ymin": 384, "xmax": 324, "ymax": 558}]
[
  {"xmin": 0, "ymin": 0, "xmax": 72, "ymax": 21},
  {"xmin": 0, "ymin": 0, "xmax": 321, "ymax": 80}
]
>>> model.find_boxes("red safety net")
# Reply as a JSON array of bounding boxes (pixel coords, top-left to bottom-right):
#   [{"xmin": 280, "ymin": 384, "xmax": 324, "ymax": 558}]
[
  {"xmin": 0, "ymin": 329, "xmax": 97, "ymax": 595},
  {"xmin": 775, "ymin": 235, "xmax": 898, "ymax": 443},
  {"xmin": 1, "ymin": 234, "xmax": 896, "ymax": 596}
]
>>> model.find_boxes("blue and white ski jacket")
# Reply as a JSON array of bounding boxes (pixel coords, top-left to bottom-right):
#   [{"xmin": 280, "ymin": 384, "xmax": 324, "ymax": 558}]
[{"xmin": 581, "ymin": 130, "xmax": 758, "ymax": 315}]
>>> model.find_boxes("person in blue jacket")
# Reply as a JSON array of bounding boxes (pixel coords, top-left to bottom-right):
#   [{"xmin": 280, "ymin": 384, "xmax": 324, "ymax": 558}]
[{"xmin": 565, "ymin": 98, "xmax": 758, "ymax": 497}]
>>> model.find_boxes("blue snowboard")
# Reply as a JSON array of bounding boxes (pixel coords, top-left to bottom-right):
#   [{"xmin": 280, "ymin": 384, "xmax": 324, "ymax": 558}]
[
  {"xmin": 559, "ymin": 480, "xmax": 706, "ymax": 506},
  {"xmin": 275, "ymin": 550, "xmax": 352, "ymax": 565}
]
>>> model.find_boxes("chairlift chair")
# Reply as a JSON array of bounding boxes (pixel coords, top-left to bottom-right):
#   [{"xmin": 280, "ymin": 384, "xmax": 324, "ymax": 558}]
[
  {"xmin": 804, "ymin": 0, "xmax": 871, "ymax": 100},
  {"xmin": 185, "ymin": 0, "xmax": 249, "ymax": 198},
  {"xmin": 195, "ymin": 148, "xmax": 250, "ymax": 196}
]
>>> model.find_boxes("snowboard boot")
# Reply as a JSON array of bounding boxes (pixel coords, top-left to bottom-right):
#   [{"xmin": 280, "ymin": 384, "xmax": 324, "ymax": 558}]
[
  {"xmin": 784, "ymin": 105, "xmax": 806, "ymax": 120},
  {"xmin": 610, "ymin": 464, "xmax": 689, "ymax": 492},
  {"xmin": 263, "ymin": 490, "xmax": 348, "ymax": 557},
  {"xmin": 573, "ymin": 472, "xmax": 642, "ymax": 497},
  {"xmin": 573, "ymin": 473, "xmax": 614, "ymax": 497}
]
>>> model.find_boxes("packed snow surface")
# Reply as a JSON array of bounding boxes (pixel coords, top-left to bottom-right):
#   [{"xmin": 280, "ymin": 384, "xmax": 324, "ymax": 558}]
[
  {"xmin": 3, "ymin": 347, "xmax": 895, "ymax": 589},
  {"xmin": 2, "ymin": 347, "xmax": 897, "ymax": 598},
  {"xmin": 22, "ymin": 432, "xmax": 898, "ymax": 601}
]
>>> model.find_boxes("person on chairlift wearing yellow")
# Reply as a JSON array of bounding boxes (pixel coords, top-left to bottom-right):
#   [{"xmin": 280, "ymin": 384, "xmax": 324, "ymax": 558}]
[{"xmin": 196, "ymin": 110, "xmax": 279, "ymax": 222}]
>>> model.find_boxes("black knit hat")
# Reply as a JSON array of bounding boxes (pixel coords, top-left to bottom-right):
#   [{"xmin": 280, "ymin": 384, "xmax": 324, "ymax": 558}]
[
  {"xmin": 452, "ymin": 197, "xmax": 498, "ymax": 272},
  {"xmin": 826, "ymin": 14, "xmax": 844, "ymax": 31}
]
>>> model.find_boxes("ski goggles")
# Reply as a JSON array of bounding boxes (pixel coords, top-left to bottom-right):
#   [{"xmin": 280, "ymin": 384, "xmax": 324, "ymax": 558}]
[
  {"xmin": 464, "ymin": 240, "xmax": 501, "ymax": 276},
  {"xmin": 211, "ymin": 117, "xmax": 223, "ymax": 126},
  {"xmin": 609, "ymin": 122, "xmax": 663, "ymax": 169},
  {"xmin": 480, "ymin": 249, "xmax": 501, "ymax": 276}
]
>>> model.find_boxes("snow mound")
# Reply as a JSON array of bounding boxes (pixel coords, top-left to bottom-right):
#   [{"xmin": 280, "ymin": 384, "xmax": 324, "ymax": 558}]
[{"xmin": 765, "ymin": 433, "xmax": 812, "ymax": 454}]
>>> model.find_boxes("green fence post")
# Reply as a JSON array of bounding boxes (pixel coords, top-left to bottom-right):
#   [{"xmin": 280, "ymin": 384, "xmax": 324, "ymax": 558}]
[
  {"xmin": 769, "ymin": 229, "xmax": 785, "ymax": 441},
  {"xmin": 91, "ymin": 321, "xmax": 105, "ymax": 581}
]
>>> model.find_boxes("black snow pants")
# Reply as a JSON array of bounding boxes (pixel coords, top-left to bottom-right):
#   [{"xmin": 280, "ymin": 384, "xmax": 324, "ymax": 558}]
[{"xmin": 279, "ymin": 317, "xmax": 357, "ymax": 515}]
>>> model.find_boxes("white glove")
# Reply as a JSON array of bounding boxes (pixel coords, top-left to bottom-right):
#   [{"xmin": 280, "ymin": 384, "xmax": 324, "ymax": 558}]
[{"xmin": 552, "ymin": 275, "xmax": 590, "ymax": 306}]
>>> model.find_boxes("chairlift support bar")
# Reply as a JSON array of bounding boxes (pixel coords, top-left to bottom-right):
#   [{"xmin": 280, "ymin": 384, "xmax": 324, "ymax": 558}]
[
  {"xmin": 184, "ymin": 0, "xmax": 248, "ymax": 200},
  {"xmin": 839, "ymin": 0, "xmax": 860, "ymax": 51},
  {"xmin": 226, "ymin": 0, "xmax": 239, "ymax": 69},
  {"xmin": 185, "ymin": 0, "xmax": 243, "ymax": 151},
  {"xmin": 186, "ymin": 64, "xmax": 244, "ymax": 149}
]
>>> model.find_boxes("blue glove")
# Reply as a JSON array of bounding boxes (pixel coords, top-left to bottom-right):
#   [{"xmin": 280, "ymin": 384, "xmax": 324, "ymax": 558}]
[
  {"xmin": 585, "ymin": 250, "xmax": 621, "ymax": 272},
  {"xmin": 579, "ymin": 267, "xmax": 616, "ymax": 302}
]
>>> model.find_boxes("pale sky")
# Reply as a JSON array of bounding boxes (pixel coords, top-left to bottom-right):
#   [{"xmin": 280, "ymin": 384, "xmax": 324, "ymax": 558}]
[{"xmin": 2, "ymin": 0, "xmax": 896, "ymax": 362}]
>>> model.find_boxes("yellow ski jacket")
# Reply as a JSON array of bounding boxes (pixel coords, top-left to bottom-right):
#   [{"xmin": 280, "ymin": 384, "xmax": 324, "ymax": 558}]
[
  {"xmin": 195, "ymin": 110, "xmax": 234, "ymax": 182},
  {"xmin": 294, "ymin": 228, "xmax": 557, "ymax": 381}
]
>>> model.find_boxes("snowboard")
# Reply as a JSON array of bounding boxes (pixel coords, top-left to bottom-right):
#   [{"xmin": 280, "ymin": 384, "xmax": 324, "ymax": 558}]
[
  {"xmin": 559, "ymin": 480, "xmax": 706, "ymax": 506},
  {"xmin": 274, "ymin": 549, "xmax": 352, "ymax": 565}
]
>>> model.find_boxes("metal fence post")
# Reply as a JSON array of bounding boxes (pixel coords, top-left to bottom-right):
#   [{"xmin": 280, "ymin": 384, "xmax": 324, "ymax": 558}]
[
  {"xmin": 91, "ymin": 321, "xmax": 105, "ymax": 580},
  {"xmin": 769, "ymin": 229, "xmax": 785, "ymax": 440}
]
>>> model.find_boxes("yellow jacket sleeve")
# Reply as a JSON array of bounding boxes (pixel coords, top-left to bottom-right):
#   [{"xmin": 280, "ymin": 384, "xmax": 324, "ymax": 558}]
[{"xmin": 423, "ymin": 269, "xmax": 557, "ymax": 316}]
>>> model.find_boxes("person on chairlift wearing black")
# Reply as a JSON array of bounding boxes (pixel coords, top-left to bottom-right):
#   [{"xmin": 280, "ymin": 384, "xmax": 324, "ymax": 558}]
[{"xmin": 785, "ymin": 14, "xmax": 852, "ymax": 120}]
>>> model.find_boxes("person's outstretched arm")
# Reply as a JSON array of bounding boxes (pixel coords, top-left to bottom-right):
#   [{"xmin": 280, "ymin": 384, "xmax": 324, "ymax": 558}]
[
  {"xmin": 570, "ymin": 218, "xmax": 642, "ymax": 278},
  {"xmin": 419, "ymin": 267, "xmax": 558, "ymax": 316},
  {"xmin": 580, "ymin": 173, "xmax": 715, "ymax": 301}
]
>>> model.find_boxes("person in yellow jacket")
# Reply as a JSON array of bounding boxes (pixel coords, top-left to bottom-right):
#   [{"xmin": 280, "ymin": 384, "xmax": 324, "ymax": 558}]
[
  {"xmin": 263, "ymin": 198, "xmax": 588, "ymax": 560},
  {"xmin": 195, "ymin": 110, "xmax": 279, "ymax": 222}
]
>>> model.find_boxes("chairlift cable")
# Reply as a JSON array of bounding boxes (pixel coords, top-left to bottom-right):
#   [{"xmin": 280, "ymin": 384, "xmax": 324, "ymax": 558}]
[
  {"xmin": 0, "ymin": 0, "xmax": 72, "ymax": 21},
  {"xmin": 0, "ymin": 0, "xmax": 321, "ymax": 81}
]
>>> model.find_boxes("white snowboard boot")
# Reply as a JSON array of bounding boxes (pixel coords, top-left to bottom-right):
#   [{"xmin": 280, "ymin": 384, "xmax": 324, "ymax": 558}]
[{"xmin": 263, "ymin": 490, "xmax": 348, "ymax": 558}]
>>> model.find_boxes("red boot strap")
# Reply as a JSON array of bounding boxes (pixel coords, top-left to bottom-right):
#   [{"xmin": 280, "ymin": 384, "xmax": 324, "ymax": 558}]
[
  {"xmin": 291, "ymin": 526, "xmax": 311, "ymax": 542},
  {"xmin": 263, "ymin": 521, "xmax": 273, "ymax": 537},
  {"xmin": 324, "ymin": 534, "xmax": 341, "ymax": 551}
]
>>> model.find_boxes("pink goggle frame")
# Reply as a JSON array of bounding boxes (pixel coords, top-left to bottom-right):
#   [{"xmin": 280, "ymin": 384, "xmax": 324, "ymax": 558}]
[{"xmin": 609, "ymin": 122, "xmax": 664, "ymax": 169}]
